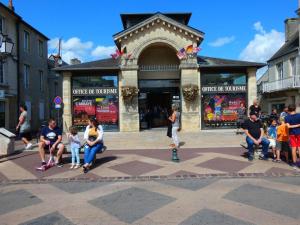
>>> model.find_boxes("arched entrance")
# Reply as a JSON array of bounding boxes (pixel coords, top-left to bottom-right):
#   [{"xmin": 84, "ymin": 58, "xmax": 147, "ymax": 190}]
[{"xmin": 137, "ymin": 43, "xmax": 181, "ymax": 129}]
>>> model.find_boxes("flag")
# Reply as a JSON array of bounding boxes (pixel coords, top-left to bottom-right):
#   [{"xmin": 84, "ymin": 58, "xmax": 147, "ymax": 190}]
[
  {"xmin": 176, "ymin": 48, "xmax": 186, "ymax": 60},
  {"xmin": 193, "ymin": 47, "xmax": 201, "ymax": 54},
  {"xmin": 186, "ymin": 45, "xmax": 194, "ymax": 54},
  {"xmin": 111, "ymin": 49, "xmax": 123, "ymax": 59}
]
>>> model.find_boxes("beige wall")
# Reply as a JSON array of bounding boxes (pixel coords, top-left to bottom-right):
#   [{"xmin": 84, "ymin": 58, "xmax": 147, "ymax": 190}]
[
  {"xmin": 62, "ymin": 72, "xmax": 72, "ymax": 132},
  {"xmin": 247, "ymin": 67, "xmax": 258, "ymax": 107}
]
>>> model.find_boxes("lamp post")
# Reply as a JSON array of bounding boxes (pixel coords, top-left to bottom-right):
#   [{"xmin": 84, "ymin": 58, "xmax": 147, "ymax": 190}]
[{"xmin": 0, "ymin": 33, "xmax": 14, "ymax": 56}]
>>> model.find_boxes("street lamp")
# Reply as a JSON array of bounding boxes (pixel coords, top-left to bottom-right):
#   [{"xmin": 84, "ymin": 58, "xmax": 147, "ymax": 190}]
[{"xmin": 0, "ymin": 33, "xmax": 14, "ymax": 56}]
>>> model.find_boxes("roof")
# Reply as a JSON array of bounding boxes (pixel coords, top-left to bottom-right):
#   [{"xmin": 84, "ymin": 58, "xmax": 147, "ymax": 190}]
[
  {"xmin": 198, "ymin": 56, "xmax": 266, "ymax": 69},
  {"xmin": 0, "ymin": 2, "xmax": 49, "ymax": 40},
  {"xmin": 268, "ymin": 32, "xmax": 299, "ymax": 62},
  {"xmin": 55, "ymin": 56, "xmax": 265, "ymax": 72},
  {"xmin": 120, "ymin": 13, "xmax": 192, "ymax": 29},
  {"xmin": 113, "ymin": 13, "xmax": 205, "ymax": 47},
  {"xmin": 53, "ymin": 58, "xmax": 120, "ymax": 71}
]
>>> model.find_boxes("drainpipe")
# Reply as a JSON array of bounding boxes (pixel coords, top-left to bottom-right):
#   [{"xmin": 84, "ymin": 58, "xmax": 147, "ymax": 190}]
[{"xmin": 16, "ymin": 21, "xmax": 20, "ymax": 115}]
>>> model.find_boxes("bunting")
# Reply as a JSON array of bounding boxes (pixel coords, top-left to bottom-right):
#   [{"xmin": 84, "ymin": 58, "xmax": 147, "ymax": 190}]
[{"xmin": 176, "ymin": 45, "xmax": 202, "ymax": 60}]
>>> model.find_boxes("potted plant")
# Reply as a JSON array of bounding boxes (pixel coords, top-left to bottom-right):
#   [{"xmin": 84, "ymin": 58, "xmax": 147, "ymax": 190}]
[
  {"xmin": 182, "ymin": 84, "xmax": 199, "ymax": 102},
  {"xmin": 121, "ymin": 86, "xmax": 139, "ymax": 102}
]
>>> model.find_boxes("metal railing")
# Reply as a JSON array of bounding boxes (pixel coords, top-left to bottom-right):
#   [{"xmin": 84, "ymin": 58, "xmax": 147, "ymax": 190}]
[
  {"xmin": 139, "ymin": 64, "xmax": 179, "ymax": 72},
  {"xmin": 262, "ymin": 76, "xmax": 300, "ymax": 93}
]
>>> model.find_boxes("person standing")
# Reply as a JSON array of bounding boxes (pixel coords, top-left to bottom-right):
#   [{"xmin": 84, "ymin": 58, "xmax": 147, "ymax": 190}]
[
  {"xmin": 249, "ymin": 99, "xmax": 261, "ymax": 118},
  {"xmin": 269, "ymin": 108, "xmax": 279, "ymax": 123},
  {"xmin": 67, "ymin": 126, "xmax": 81, "ymax": 169},
  {"xmin": 16, "ymin": 104, "xmax": 32, "ymax": 150},
  {"xmin": 236, "ymin": 102, "xmax": 247, "ymax": 134},
  {"xmin": 168, "ymin": 104, "xmax": 180, "ymax": 148},
  {"xmin": 280, "ymin": 106, "xmax": 289, "ymax": 119},
  {"xmin": 243, "ymin": 112, "xmax": 270, "ymax": 161},
  {"xmin": 285, "ymin": 104, "xmax": 300, "ymax": 169}
]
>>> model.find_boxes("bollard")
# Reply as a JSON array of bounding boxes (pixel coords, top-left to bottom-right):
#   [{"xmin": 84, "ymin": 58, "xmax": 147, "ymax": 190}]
[{"xmin": 171, "ymin": 148, "xmax": 180, "ymax": 162}]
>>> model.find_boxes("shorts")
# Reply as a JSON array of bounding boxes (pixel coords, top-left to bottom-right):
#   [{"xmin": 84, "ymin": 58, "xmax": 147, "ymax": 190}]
[
  {"xmin": 289, "ymin": 135, "xmax": 300, "ymax": 148},
  {"xmin": 44, "ymin": 142, "xmax": 63, "ymax": 152},
  {"xmin": 276, "ymin": 141, "xmax": 290, "ymax": 152},
  {"xmin": 19, "ymin": 132, "xmax": 32, "ymax": 140},
  {"xmin": 268, "ymin": 139, "xmax": 276, "ymax": 148}
]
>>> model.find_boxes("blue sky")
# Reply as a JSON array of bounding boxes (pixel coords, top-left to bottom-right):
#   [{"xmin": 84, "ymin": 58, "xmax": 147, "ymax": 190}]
[{"xmin": 1, "ymin": 0, "xmax": 297, "ymax": 67}]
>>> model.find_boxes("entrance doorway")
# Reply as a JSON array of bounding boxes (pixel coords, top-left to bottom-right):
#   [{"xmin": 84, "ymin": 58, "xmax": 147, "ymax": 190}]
[{"xmin": 138, "ymin": 80, "xmax": 180, "ymax": 129}]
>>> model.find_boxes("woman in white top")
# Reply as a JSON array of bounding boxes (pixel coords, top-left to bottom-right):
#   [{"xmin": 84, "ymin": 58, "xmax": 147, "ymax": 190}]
[
  {"xmin": 16, "ymin": 104, "xmax": 32, "ymax": 150},
  {"xmin": 168, "ymin": 104, "xmax": 181, "ymax": 148},
  {"xmin": 82, "ymin": 118, "xmax": 104, "ymax": 173}
]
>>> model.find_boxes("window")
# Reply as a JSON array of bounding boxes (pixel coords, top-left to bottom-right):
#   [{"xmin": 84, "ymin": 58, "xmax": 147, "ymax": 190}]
[
  {"xmin": 39, "ymin": 70, "xmax": 44, "ymax": 91},
  {"xmin": 24, "ymin": 31, "xmax": 30, "ymax": 52},
  {"xmin": 290, "ymin": 57, "xmax": 296, "ymax": 76},
  {"xmin": 0, "ymin": 61, "xmax": 4, "ymax": 84},
  {"xmin": 0, "ymin": 16, "xmax": 4, "ymax": 33},
  {"xmin": 38, "ymin": 40, "xmax": 43, "ymax": 57},
  {"xmin": 72, "ymin": 75, "xmax": 119, "ymax": 131},
  {"xmin": 24, "ymin": 64, "xmax": 30, "ymax": 88},
  {"xmin": 276, "ymin": 63, "xmax": 283, "ymax": 79}
]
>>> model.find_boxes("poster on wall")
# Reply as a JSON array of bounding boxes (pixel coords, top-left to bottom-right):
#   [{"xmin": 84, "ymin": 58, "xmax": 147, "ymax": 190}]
[
  {"xmin": 203, "ymin": 93, "xmax": 246, "ymax": 128},
  {"xmin": 95, "ymin": 98, "xmax": 119, "ymax": 125},
  {"xmin": 73, "ymin": 98, "xmax": 96, "ymax": 127}
]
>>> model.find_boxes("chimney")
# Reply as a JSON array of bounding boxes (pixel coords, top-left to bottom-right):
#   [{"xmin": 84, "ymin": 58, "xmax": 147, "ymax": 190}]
[
  {"xmin": 284, "ymin": 18, "xmax": 299, "ymax": 42},
  {"xmin": 70, "ymin": 58, "xmax": 81, "ymax": 65},
  {"xmin": 8, "ymin": 0, "xmax": 14, "ymax": 11}
]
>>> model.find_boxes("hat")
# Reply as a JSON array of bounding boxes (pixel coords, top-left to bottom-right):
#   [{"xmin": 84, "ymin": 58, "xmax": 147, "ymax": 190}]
[{"xmin": 249, "ymin": 111, "xmax": 257, "ymax": 116}]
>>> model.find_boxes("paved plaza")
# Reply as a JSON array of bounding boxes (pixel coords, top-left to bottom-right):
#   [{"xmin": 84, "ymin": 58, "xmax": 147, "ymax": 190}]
[{"xmin": 1, "ymin": 131, "xmax": 300, "ymax": 224}]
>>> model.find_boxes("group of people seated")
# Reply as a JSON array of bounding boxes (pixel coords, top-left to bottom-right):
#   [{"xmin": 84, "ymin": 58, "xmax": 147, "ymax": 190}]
[
  {"xmin": 243, "ymin": 103, "xmax": 300, "ymax": 169},
  {"xmin": 38, "ymin": 117, "xmax": 104, "ymax": 173}
]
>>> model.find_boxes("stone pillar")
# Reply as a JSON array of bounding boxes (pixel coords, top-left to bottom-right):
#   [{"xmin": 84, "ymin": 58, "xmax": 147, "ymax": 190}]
[
  {"xmin": 247, "ymin": 67, "xmax": 258, "ymax": 107},
  {"xmin": 180, "ymin": 62, "xmax": 200, "ymax": 131},
  {"xmin": 62, "ymin": 72, "xmax": 72, "ymax": 132},
  {"xmin": 119, "ymin": 66, "xmax": 140, "ymax": 132}
]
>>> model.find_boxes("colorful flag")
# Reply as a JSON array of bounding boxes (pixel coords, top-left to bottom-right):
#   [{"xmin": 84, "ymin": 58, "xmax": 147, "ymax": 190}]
[
  {"xmin": 111, "ymin": 49, "xmax": 123, "ymax": 59},
  {"xmin": 186, "ymin": 45, "xmax": 194, "ymax": 54},
  {"xmin": 177, "ymin": 48, "xmax": 186, "ymax": 60},
  {"xmin": 193, "ymin": 47, "xmax": 201, "ymax": 54}
]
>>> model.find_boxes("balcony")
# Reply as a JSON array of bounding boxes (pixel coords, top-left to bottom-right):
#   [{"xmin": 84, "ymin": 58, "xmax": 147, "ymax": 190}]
[{"xmin": 262, "ymin": 76, "xmax": 300, "ymax": 93}]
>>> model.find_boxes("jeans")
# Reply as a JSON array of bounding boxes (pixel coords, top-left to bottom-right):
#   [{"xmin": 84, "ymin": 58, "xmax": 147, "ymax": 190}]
[
  {"xmin": 71, "ymin": 146, "xmax": 80, "ymax": 165},
  {"xmin": 172, "ymin": 127, "xmax": 179, "ymax": 147},
  {"xmin": 84, "ymin": 143, "xmax": 103, "ymax": 164},
  {"xmin": 246, "ymin": 136, "xmax": 270, "ymax": 158}
]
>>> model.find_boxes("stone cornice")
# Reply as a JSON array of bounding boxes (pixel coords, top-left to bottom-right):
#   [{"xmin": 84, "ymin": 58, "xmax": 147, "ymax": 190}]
[{"xmin": 113, "ymin": 13, "xmax": 204, "ymax": 46}]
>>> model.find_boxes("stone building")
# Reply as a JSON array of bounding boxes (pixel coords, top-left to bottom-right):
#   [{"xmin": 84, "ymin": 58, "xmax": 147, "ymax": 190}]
[
  {"xmin": 259, "ymin": 5, "xmax": 300, "ymax": 113},
  {"xmin": 0, "ymin": 1, "xmax": 50, "ymax": 131},
  {"xmin": 56, "ymin": 13, "xmax": 264, "ymax": 132}
]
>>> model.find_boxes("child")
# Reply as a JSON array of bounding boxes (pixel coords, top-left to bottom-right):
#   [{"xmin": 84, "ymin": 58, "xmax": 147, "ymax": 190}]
[
  {"xmin": 67, "ymin": 126, "xmax": 81, "ymax": 169},
  {"xmin": 267, "ymin": 119, "xmax": 277, "ymax": 160},
  {"xmin": 276, "ymin": 117, "xmax": 290, "ymax": 163}
]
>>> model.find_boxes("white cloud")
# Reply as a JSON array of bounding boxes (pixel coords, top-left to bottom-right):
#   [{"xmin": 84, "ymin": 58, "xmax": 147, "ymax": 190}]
[
  {"xmin": 91, "ymin": 46, "xmax": 116, "ymax": 58},
  {"xmin": 239, "ymin": 22, "xmax": 285, "ymax": 62},
  {"xmin": 208, "ymin": 36, "xmax": 235, "ymax": 47},
  {"xmin": 48, "ymin": 37, "xmax": 115, "ymax": 64}
]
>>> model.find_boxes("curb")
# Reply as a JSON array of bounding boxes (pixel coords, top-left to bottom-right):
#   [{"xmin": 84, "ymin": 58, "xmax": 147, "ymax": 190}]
[{"xmin": 1, "ymin": 172, "xmax": 300, "ymax": 185}]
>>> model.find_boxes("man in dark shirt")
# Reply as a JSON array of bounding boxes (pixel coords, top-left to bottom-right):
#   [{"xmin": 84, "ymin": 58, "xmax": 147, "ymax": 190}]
[
  {"xmin": 249, "ymin": 99, "xmax": 261, "ymax": 118},
  {"xmin": 285, "ymin": 104, "xmax": 300, "ymax": 169},
  {"xmin": 38, "ymin": 118, "xmax": 65, "ymax": 167},
  {"xmin": 243, "ymin": 112, "xmax": 270, "ymax": 161}
]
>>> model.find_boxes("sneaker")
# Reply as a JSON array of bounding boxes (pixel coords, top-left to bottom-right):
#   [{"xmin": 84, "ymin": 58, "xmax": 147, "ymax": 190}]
[
  {"xmin": 56, "ymin": 162, "xmax": 64, "ymax": 168},
  {"xmin": 290, "ymin": 163, "xmax": 298, "ymax": 170},
  {"xmin": 74, "ymin": 164, "xmax": 80, "ymax": 169},
  {"xmin": 70, "ymin": 164, "xmax": 75, "ymax": 169},
  {"xmin": 259, "ymin": 155, "xmax": 268, "ymax": 161},
  {"xmin": 275, "ymin": 159, "xmax": 282, "ymax": 163},
  {"xmin": 41, "ymin": 161, "xmax": 46, "ymax": 166},
  {"xmin": 248, "ymin": 155, "xmax": 254, "ymax": 162},
  {"xmin": 25, "ymin": 143, "xmax": 33, "ymax": 150},
  {"xmin": 83, "ymin": 165, "xmax": 89, "ymax": 173}
]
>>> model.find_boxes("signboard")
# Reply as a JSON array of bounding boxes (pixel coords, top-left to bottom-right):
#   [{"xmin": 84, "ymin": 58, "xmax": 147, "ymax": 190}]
[
  {"xmin": 72, "ymin": 87, "xmax": 118, "ymax": 96},
  {"xmin": 55, "ymin": 104, "xmax": 61, "ymax": 109},
  {"xmin": 201, "ymin": 85, "xmax": 247, "ymax": 94},
  {"xmin": 54, "ymin": 96, "xmax": 62, "ymax": 105}
]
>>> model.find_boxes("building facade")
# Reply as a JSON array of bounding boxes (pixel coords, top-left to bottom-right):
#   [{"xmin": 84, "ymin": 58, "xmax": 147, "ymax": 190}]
[
  {"xmin": 0, "ymin": 1, "xmax": 50, "ymax": 132},
  {"xmin": 57, "ymin": 13, "xmax": 264, "ymax": 132},
  {"xmin": 259, "ymin": 6, "xmax": 300, "ymax": 114}
]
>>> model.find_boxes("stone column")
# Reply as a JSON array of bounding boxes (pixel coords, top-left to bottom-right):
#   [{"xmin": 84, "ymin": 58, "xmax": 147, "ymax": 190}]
[
  {"xmin": 119, "ymin": 65, "xmax": 140, "ymax": 132},
  {"xmin": 62, "ymin": 72, "xmax": 72, "ymax": 132},
  {"xmin": 180, "ymin": 62, "xmax": 200, "ymax": 131},
  {"xmin": 247, "ymin": 67, "xmax": 258, "ymax": 107}
]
